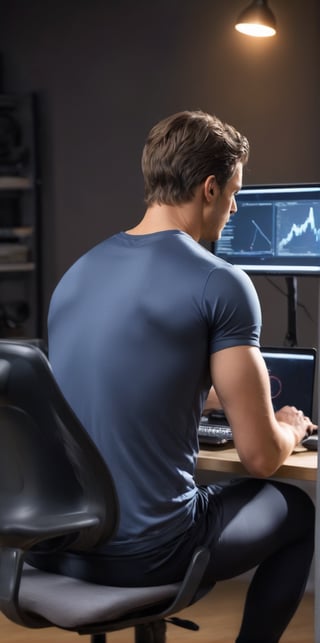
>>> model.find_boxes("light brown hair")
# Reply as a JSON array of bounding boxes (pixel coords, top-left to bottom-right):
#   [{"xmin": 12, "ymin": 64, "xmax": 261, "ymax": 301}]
[{"xmin": 141, "ymin": 110, "xmax": 249, "ymax": 207}]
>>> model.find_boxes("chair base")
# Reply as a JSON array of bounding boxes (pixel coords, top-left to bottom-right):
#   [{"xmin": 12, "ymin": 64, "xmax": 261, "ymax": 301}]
[
  {"xmin": 91, "ymin": 621, "xmax": 167, "ymax": 643},
  {"xmin": 92, "ymin": 635, "xmax": 107, "ymax": 643},
  {"xmin": 135, "ymin": 620, "xmax": 166, "ymax": 643}
]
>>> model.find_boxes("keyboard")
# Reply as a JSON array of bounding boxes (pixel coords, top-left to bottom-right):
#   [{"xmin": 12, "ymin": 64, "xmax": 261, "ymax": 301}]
[{"xmin": 198, "ymin": 414, "xmax": 233, "ymax": 446}]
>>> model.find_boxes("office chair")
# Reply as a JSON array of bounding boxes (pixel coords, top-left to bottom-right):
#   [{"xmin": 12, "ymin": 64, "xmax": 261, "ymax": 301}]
[{"xmin": 0, "ymin": 340, "xmax": 211, "ymax": 643}]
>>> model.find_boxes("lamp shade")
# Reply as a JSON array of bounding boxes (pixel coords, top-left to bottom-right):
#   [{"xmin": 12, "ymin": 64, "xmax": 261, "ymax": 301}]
[{"xmin": 235, "ymin": 0, "xmax": 277, "ymax": 37}]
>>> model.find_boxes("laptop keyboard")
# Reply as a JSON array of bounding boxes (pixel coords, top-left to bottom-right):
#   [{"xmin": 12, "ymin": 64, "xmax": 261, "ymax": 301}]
[{"xmin": 198, "ymin": 415, "xmax": 233, "ymax": 446}]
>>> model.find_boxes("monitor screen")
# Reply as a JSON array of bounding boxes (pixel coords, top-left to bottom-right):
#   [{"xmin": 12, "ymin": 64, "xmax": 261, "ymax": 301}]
[{"xmin": 212, "ymin": 183, "xmax": 320, "ymax": 274}]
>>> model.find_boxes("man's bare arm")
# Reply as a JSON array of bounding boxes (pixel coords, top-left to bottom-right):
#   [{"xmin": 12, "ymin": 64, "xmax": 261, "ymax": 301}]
[{"xmin": 210, "ymin": 345, "xmax": 316, "ymax": 477}]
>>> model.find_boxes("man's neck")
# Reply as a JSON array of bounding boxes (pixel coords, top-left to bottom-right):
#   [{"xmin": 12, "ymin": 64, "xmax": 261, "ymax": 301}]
[{"xmin": 126, "ymin": 195, "xmax": 203, "ymax": 241}]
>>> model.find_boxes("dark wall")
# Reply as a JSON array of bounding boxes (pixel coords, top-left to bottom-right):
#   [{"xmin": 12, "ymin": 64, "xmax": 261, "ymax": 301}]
[{"xmin": 0, "ymin": 0, "xmax": 319, "ymax": 354}]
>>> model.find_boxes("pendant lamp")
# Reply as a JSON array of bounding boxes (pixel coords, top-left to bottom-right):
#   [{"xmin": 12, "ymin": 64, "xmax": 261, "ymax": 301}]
[{"xmin": 235, "ymin": 0, "xmax": 277, "ymax": 37}]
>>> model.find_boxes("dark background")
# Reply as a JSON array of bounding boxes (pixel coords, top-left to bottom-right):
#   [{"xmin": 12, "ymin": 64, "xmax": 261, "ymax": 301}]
[{"xmin": 0, "ymin": 0, "xmax": 318, "ymax": 355}]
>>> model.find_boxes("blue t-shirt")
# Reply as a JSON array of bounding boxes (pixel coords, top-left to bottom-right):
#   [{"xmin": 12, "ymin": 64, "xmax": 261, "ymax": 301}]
[{"xmin": 48, "ymin": 230, "xmax": 261, "ymax": 554}]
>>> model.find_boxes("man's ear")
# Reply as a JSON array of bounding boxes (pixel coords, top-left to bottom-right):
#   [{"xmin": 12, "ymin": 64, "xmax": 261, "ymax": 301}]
[{"xmin": 204, "ymin": 176, "xmax": 216, "ymax": 201}]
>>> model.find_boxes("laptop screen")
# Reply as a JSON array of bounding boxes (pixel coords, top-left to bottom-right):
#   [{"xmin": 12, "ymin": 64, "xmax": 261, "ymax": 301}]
[{"xmin": 261, "ymin": 347, "xmax": 316, "ymax": 418}]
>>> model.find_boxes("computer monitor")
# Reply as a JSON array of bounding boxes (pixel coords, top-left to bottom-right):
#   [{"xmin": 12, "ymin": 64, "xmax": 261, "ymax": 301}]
[{"xmin": 212, "ymin": 183, "xmax": 320, "ymax": 275}]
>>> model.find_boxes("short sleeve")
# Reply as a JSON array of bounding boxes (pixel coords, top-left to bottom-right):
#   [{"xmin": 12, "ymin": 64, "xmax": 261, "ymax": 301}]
[{"xmin": 201, "ymin": 265, "xmax": 262, "ymax": 354}]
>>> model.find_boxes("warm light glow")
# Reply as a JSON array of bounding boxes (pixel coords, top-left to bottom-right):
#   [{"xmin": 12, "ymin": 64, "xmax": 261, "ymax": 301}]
[
  {"xmin": 234, "ymin": 1, "xmax": 277, "ymax": 38},
  {"xmin": 235, "ymin": 22, "xmax": 276, "ymax": 37}
]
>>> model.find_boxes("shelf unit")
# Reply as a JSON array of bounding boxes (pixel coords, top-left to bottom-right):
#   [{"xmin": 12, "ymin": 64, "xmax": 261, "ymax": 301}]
[{"xmin": 0, "ymin": 93, "xmax": 41, "ymax": 340}]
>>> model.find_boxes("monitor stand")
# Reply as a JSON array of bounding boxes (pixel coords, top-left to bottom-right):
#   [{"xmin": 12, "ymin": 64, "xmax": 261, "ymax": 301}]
[{"xmin": 285, "ymin": 276, "xmax": 298, "ymax": 347}]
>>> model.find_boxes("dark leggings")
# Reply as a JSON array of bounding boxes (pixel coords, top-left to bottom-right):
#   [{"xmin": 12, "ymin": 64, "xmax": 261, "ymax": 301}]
[
  {"xmin": 206, "ymin": 479, "xmax": 315, "ymax": 642},
  {"xmin": 27, "ymin": 478, "xmax": 315, "ymax": 643}
]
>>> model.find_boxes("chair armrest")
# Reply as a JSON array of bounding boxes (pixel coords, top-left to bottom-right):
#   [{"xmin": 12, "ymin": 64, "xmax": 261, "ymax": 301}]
[
  {"xmin": 0, "ymin": 547, "xmax": 48, "ymax": 628},
  {"xmin": 159, "ymin": 546, "xmax": 210, "ymax": 617}
]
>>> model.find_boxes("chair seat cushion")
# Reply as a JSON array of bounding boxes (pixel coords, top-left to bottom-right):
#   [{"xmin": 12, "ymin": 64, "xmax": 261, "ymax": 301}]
[{"xmin": 19, "ymin": 564, "xmax": 179, "ymax": 628}]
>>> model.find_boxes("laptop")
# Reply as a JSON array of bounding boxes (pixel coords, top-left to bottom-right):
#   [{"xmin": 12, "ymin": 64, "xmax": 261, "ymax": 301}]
[{"xmin": 198, "ymin": 346, "xmax": 317, "ymax": 447}]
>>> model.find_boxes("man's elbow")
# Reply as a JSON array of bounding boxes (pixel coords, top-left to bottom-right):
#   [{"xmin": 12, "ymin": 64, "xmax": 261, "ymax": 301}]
[{"xmin": 241, "ymin": 453, "xmax": 281, "ymax": 479}]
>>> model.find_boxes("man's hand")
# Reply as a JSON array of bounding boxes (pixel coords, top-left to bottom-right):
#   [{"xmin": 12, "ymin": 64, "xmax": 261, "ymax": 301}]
[{"xmin": 275, "ymin": 405, "xmax": 317, "ymax": 443}]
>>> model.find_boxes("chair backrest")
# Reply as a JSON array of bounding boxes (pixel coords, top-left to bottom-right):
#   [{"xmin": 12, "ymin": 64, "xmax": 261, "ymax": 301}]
[{"xmin": 0, "ymin": 340, "xmax": 119, "ymax": 553}]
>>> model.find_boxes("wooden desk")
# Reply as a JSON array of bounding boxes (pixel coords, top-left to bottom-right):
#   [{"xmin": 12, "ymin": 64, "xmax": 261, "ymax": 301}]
[{"xmin": 197, "ymin": 444, "xmax": 317, "ymax": 481}]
